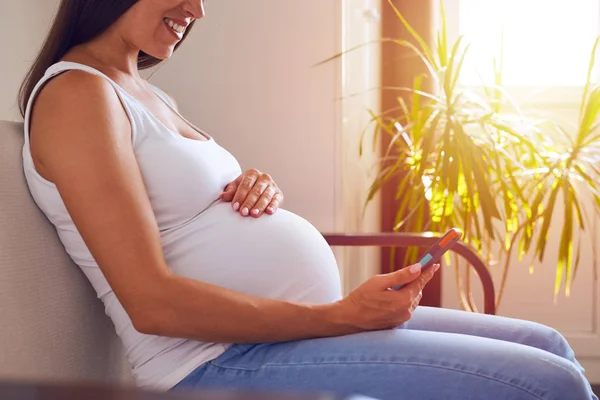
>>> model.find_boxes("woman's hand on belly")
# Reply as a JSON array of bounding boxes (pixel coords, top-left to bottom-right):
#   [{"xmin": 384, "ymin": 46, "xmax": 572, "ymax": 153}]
[{"xmin": 219, "ymin": 168, "xmax": 283, "ymax": 217}]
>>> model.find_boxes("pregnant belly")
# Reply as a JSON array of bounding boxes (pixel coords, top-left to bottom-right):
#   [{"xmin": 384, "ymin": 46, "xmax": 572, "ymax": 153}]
[{"xmin": 160, "ymin": 201, "xmax": 342, "ymax": 304}]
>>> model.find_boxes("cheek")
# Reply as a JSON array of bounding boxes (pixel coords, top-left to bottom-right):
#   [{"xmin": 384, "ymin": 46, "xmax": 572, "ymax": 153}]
[
  {"xmin": 125, "ymin": 14, "xmax": 155, "ymax": 41},
  {"xmin": 132, "ymin": 20, "xmax": 168, "ymax": 46}
]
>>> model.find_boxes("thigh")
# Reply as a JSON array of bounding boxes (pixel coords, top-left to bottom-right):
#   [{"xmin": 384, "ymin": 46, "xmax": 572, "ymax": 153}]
[
  {"xmin": 405, "ymin": 307, "xmax": 574, "ymax": 358},
  {"xmin": 173, "ymin": 328, "xmax": 593, "ymax": 400}
]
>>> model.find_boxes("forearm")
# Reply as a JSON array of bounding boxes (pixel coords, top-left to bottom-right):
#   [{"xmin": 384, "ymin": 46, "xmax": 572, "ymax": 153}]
[{"xmin": 134, "ymin": 274, "xmax": 356, "ymax": 343}]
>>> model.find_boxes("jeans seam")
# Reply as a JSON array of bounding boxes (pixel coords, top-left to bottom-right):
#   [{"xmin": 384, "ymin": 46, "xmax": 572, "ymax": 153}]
[{"xmin": 209, "ymin": 360, "xmax": 545, "ymax": 400}]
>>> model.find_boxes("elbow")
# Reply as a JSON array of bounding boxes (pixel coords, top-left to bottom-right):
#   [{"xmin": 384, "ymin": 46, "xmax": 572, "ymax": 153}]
[
  {"xmin": 127, "ymin": 295, "xmax": 172, "ymax": 336},
  {"xmin": 126, "ymin": 276, "xmax": 177, "ymax": 336},
  {"xmin": 131, "ymin": 311, "xmax": 161, "ymax": 336}
]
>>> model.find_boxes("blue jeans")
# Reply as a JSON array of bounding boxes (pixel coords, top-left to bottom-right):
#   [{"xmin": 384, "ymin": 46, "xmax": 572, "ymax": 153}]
[{"xmin": 171, "ymin": 306, "xmax": 597, "ymax": 400}]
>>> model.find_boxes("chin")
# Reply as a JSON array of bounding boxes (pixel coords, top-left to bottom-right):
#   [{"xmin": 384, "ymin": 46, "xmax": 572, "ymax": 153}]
[{"xmin": 143, "ymin": 47, "xmax": 175, "ymax": 60}]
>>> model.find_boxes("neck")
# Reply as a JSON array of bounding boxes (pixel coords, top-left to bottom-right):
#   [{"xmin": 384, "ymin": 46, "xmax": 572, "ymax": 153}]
[{"xmin": 75, "ymin": 26, "xmax": 142, "ymax": 78}]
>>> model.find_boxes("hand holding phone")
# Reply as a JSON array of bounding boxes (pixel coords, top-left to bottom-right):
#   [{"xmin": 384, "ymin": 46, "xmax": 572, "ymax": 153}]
[{"xmin": 391, "ymin": 228, "xmax": 462, "ymax": 291}]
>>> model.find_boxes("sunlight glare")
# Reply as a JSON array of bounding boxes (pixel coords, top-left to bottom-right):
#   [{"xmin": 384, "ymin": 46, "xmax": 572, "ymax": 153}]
[{"xmin": 458, "ymin": 0, "xmax": 600, "ymax": 86}]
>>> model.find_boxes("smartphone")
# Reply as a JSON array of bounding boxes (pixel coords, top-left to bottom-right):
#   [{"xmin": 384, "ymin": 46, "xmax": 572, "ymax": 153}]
[{"xmin": 391, "ymin": 228, "xmax": 463, "ymax": 291}]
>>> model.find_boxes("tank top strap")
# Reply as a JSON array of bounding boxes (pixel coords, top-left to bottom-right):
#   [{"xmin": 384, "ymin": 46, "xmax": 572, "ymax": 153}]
[{"xmin": 149, "ymin": 84, "xmax": 177, "ymax": 109}]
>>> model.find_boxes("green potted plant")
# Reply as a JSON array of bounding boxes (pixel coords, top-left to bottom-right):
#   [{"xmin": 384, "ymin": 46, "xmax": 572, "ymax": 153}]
[{"xmin": 326, "ymin": 0, "xmax": 600, "ymax": 309}]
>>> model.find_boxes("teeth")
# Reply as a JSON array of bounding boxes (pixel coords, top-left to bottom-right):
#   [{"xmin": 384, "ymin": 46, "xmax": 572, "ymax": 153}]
[{"xmin": 164, "ymin": 18, "xmax": 185, "ymax": 34}]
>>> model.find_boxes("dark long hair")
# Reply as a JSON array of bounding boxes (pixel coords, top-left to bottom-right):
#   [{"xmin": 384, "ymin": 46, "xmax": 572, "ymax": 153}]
[{"xmin": 18, "ymin": 0, "xmax": 195, "ymax": 117}]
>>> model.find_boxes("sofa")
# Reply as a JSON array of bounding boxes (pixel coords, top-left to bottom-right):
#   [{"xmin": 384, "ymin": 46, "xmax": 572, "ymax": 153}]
[{"xmin": 0, "ymin": 120, "xmax": 133, "ymax": 386}]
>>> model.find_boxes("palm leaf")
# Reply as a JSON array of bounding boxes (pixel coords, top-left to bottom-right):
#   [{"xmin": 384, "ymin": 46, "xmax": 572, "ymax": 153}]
[
  {"xmin": 355, "ymin": 7, "xmax": 600, "ymax": 300},
  {"xmin": 444, "ymin": 35, "xmax": 466, "ymax": 98},
  {"xmin": 450, "ymin": 41, "xmax": 471, "ymax": 96},
  {"xmin": 579, "ymin": 36, "xmax": 600, "ymax": 122},
  {"xmin": 416, "ymin": 112, "xmax": 442, "ymax": 182},
  {"xmin": 437, "ymin": 0, "xmax": 448, "ymax": 67},
  {"xmin": 411, "ymin": 74, "xmax": 425, "ymax": 133},
  {"xmin": 535, "ymin": 178, "xmax": 561, "ymax": 263},
  {"xmin": 557, "ymin": 180, "xmax": 574, "ymax": 296},
  {"xmin": 386, "ymin": 0, "xmax": 438, "ymax": 70},
  {"xmin": 573, "ymin": 236, "xmax": 583, "ymax": 283}
]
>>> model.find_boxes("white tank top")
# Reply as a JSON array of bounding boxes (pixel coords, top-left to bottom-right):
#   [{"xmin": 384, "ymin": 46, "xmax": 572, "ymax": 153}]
[{"xmin": 21, "ymin": 61, "xmax": 342, "ymax": 390}]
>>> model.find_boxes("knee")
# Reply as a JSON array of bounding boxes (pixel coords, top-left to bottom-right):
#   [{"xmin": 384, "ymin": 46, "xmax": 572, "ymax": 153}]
[
  {"xmin": 547, "ymin": 327, "xmax": 574, "ymax": 359},
  {"xmin": 522, "ymin": 322, "xmax": 574, "ymax": 360},
  {"xmin": 539, "ymin": 359, "xmax": 593, "ymax": 400}
]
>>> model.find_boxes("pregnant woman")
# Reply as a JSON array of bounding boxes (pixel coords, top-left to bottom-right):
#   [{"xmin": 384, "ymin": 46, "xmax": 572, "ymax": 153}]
[{"xmin": 19, "ymin": 1, "xmax": 596, "ymax": 399}]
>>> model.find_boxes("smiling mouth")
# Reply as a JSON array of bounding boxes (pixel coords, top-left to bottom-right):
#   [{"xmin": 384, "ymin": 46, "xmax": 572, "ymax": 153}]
[{"xmin": 163, "ymin": 18, "xmax": 186, "ymax": 35}]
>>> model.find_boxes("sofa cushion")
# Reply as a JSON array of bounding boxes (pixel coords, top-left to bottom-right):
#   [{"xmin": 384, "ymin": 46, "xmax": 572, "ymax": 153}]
[{"xmin": 0, "ymin": 121, "xmax": 132, "ymax": 385}]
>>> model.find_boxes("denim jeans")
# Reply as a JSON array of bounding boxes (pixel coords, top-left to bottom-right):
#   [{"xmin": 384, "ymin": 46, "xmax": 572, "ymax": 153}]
[{"xmin": 171, "ymin": 306, "xmax": 597, "ymax": 400}]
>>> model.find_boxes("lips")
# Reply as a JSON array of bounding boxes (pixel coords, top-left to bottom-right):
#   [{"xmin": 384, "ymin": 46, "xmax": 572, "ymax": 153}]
[{"xmin": 163, "ymin": 17, "xmax": 186, "ymax": 34}]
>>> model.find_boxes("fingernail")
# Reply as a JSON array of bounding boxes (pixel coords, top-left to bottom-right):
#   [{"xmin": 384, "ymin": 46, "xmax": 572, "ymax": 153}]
[
  {"xmin": 251, "ymin": 209, "xmax": 259, "ymax": 215},
  {"xmin": 241, "ymin": 207, "xmax": 249, "ymax": 216},
  {"xmin": 267, "ymin": 206, "xmax": 274, "ymax": 213},
  {"xmin": 233, "ymin": 202, "xmax": 240, "ymax": 211},
  {"xmin": 409, "ymin": 263, "xmax": 422, "ymax": 274},
  {"xmin": 434, "ymin": 264, "xmax": 441, "ymax": 272}
]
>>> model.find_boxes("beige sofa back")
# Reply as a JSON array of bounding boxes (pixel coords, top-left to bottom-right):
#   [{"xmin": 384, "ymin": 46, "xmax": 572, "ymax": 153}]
[{"xmin": 0, "ymin": 121, "xmax": 132, "ymax": 385}]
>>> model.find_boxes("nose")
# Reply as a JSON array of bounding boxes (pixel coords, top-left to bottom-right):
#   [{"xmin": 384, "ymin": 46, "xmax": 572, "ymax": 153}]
[{"xmin": 183, "ymin": 0, "xmax": 205, "ymax": 20}]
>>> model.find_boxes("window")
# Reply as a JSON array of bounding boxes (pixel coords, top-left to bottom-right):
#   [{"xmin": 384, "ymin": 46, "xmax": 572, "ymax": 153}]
[{"xmin": 447, "ymin": 0, "xmax": 600, "ymax": 87}]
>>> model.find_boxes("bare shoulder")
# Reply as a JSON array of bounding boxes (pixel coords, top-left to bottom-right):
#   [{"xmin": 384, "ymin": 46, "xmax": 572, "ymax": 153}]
[
  {"xmin": 32, "ymin": 69, "xmax": 127, "ymax": 128},
  {"xmin": 29, "ymin": 69, "xmax": 132, "ymax": 181}
]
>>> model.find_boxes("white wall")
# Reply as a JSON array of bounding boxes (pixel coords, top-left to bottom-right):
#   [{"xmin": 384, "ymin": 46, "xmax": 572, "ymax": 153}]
[{"xmin": 0, "ymin": 1, "xmax": 58, "ymax": 121}]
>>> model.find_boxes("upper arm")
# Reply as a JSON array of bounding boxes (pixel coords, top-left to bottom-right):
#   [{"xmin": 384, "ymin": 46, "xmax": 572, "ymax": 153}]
[{"xmin": 30, "ymin": 71, "xmax": 171, "ymax": 327}]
